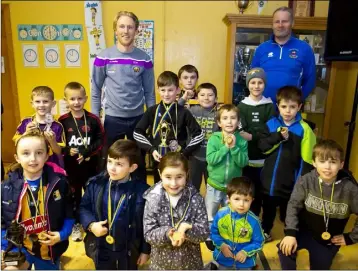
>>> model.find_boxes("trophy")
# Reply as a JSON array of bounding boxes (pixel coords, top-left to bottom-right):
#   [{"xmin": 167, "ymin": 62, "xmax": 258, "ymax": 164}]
[
  {"xmin": 236, "ymin": 46, "xmax": 254, "ymax": 83},
  {"xmin": 44, "ymin": 113, "xmax": 53, "ymax": 132},
  {"xmin": 158, "ymin": 122, "xmax": 171, "ymax": 157},
  {"xmin": 3, "ymin": 220, "xmax": 26, "ymax": 267}
]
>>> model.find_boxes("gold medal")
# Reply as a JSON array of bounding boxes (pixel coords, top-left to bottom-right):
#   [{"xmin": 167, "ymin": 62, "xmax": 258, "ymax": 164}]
[
  {"xmin": 172, "ymin": 231, "xmax": 182, "ymax": 241},
  {"xmin": 226, "ymin": 136, "xmax": 233, "ymax": 145},
  {"xmin": 106, "ymin": 235, "xmax": 115, "ymax": 244},
  {"xmin": 321, "ymin": 231, "xmax": 331, "ymax": 240},
  {"xmin": 38, "ymin": 231, "xmax": 48, "ymax": 240},
  {"xmin": 29, "ymin": 233, "xmax": 39, "ymax": 242},
  {"xmin": 280, "ymin": 127, "xmax": 288, "ymax": 133}
]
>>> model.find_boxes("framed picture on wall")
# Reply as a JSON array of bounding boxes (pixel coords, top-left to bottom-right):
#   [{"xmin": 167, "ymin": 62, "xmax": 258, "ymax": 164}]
[{"xmin": 289, "ymin": 0, "xmax": 315, "ymax": 17}]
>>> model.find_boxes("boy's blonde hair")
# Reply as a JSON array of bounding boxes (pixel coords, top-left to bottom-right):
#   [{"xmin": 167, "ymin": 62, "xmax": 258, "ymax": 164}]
[
  {"xmin": 313, "ymin": 139, "xmax": 344, "ymax": 162},
  {"xmin": 64, "ymin": 82, "xmax": 86, "ymax": 96},
  {"xmin": 113, "ymin": 11, "xmax": 139, "ymax": 31},
  {"xmin": 31, "ymin": 86, "xmax": 54, "ymax": 100},
  {"xmin": 217, "ymin": 104, "xmax": 240, "ymax": 121}
]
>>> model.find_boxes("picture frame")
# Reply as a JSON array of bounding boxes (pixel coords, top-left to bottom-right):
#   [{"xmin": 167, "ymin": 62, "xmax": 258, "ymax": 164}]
[{"xmin": 289, "ymin": 0, "xmax": 315, "ymax": 17}]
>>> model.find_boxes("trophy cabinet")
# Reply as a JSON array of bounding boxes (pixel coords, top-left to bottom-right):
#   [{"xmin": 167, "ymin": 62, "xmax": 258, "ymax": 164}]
[{"xmin": 223, "ymin": 14, "xmax": 332, "ymax": 138}]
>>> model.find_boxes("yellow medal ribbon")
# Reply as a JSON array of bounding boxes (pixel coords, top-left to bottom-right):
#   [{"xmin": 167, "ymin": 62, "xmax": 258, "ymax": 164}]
[
  {"xmin": 106, "ymin": 180, "xmax": 126, "ymax": 244},
  {"xmin": 318, "ymin": 178, "xmax": 335, "ymax": 240},
  {"xmin": 25, "ymin": 178, "xmax": 47, "ymax": 240},
  {"xmin": 167, "ymin": 188, "xmax": 191, "ymax": 231},
  {"xmin": 152, "ymin": 102, "xmax": 176, "ymax": 139},
  {"xmin": 72, "ymin": 112, "xmax": 88, "ymax": 149}
]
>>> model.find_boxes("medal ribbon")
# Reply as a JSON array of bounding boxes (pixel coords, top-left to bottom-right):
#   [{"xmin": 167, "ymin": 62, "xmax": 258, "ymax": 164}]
[
  {"xmin": 72, "ymin": 112, "xmax": 88, "ymax": 149},
  {"xmin": 229, "ymin": 208, "xmax": 248, "ymax": 250},
  {"xmin": 25, "ymin": 178, "xmax": 46, "ymax": 229},
  {"xmin": 165, "ymin": 103, "xmax": 178, "ymax": 140},
  {"xmin": 318, "ymin": 178, "xmax": 335, "ymax": 233},
  {"xmin": 152, "ymin": 103, "xmax": 176, "ymax": 139},
  {"xmin": 168, "ymin": 188, "xmax": 191, "ymax": 230},
  {"xmin": 107, "ymin": 180, "xmax": 126, "ymax": 233}
]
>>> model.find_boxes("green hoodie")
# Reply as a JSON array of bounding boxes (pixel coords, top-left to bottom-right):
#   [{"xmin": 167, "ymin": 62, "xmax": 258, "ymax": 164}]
[
  {"xmin": 206, "ymin": 131, "xmax": 248, "ymax": 191},
  {"xmin": 238, "ymin": 96, "xmax": 275, "ymax": 164}
]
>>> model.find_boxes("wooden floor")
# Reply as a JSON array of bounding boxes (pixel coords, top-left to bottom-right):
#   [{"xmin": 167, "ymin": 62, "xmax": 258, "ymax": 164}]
[{"xmin": 61, "ymin": 176, "xmax": 358, "ymax": 270}]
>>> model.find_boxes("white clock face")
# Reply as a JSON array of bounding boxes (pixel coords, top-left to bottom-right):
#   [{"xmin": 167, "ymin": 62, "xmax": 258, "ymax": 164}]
[
  {"xmin": 66, "ymin": 49, "xmax": 79, "ymax": 63},
  {"xmin": 42, "ymin": 25, "xmax": 58, "ymax": 41},
  {"xmin": 24, "ymin": 49, "xmax": 37, "ymax": 62},
  {"xmin": 73, "ymin": 30, "xmax": 82, "ymax": 39},
  {"xmin": 46, "ymin": 49, "xmax": 59, "ymax": 63},
  {"xmin": 20, "ymin": 30, "xmax": 28, "ymax": 39},
  {"xmin": 62, "ymin": 28, "xmax": 70, "ymax": 37}
]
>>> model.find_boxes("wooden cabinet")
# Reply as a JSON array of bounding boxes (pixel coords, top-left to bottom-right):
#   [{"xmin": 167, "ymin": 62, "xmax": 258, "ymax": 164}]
[{"xmin": 223, "ymin": 14, "xmax": 332, "ymax": 138}]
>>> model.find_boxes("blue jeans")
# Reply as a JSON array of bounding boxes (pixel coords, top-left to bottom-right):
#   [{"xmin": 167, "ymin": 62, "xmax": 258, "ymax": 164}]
[
  {"xmin": 104, "ymin": 114, "xmax": 146, "ymax": 182},
  {"xmin": 205, "ymin": 184, "xmax": 228, "ymax": 225}
]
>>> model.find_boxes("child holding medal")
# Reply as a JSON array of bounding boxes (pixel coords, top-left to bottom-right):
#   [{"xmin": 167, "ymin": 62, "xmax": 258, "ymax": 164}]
[
  {"xmin": 211, "ymin": 177, "xmax": 264, "ymax": 270},
  {"xmin": 205, "ymin": 104, "xmax": 249, "ymax": 228},
  {"xmin": 1, "ymin": 129, "xmax": 74, "ymax": 270},
  {"xmin": 79, "ymin": 139, "xmax": 150, "ymax": 270},
  {"xmin": 134, "ymin": 71, "xmax": 204, "ymax": 183},
  {"xmin": 143, "ymin": 152, "xmax": 210, "ymax": 270},
  {"xmin": 13, "ymin": 86, "xmax": 66, "ymax": 168},
  {"xmin": 278, "ymin": 139, "xmax": 358, "ymax": 270}
]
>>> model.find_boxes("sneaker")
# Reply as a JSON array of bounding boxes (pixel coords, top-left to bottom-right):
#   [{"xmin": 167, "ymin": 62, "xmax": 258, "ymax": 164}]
[
  {"xmin": 264, "ymin": 232, "xmax": 272, "ymax": 243},
  {"xmin": 71, "ymin": 223, "xmax": 83, "ymax": 242}
]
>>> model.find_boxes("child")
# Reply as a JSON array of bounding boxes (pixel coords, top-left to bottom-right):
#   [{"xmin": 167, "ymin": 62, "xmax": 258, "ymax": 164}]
[
  {"xmin": 143, "ymin": 152, "xmax": 210, "ymax": 270},
  {"xmin": 58, "ymin": 82, "xmax": 105, "ymax": 242},
  {"xmin": 13, "ymin": 86, "xmax": 66, "ymax": 168},
  {"xmin": 278, "ymin": 139, "xmax": 358, "ymax": 270},
  {"xmin": 134, "ymin": 71, "xmax": 204, "ymax": 183},
  {"xmin": 206, "ymin": 104, "xmax": 249, "ymax": 226},
  {"xmin": 177, "ymin": 64, "xmax": 199, "ymax": 107},
  {"xmin": 178, "ymin": 82, "xmax": 219, "ymax": 191},
  {"xmin": 211, "ymin": 177, "xmax": 264, "ymax": 270},
  {"xmin": 79, "ymin": 139, "xmax": 150, "ymax": 270},
  {"xmin": 1, "ymin": 129, "xmax": 74, "ymax": 270},
  {"xmin": 258, "ymin": 86, "xmax": 316, "ymax": 242},
  {"xmin": 238, "ymin": 68, "xmax": 275, "ymax": 216}
]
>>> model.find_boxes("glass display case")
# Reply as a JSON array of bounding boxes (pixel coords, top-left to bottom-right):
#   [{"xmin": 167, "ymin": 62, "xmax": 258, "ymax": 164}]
[{"xmin": 223, "ymin": 14, "xmax": 330, "ymax": 138}]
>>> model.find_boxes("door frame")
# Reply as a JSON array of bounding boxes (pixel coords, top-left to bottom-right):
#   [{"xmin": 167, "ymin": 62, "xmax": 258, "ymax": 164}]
[{"xmin": 1, "ymin": 4, "xmax": 20, "ymax": 126}]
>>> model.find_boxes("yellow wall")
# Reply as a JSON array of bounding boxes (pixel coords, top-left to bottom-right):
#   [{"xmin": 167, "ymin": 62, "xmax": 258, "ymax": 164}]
[{"xmin": 6, "ymin": 0, "xmax": 328, "ymax": 118}]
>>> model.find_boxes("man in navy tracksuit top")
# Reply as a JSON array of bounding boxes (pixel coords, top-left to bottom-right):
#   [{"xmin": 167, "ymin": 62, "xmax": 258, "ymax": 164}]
[{"xmin": 251, "ymin": 6, "xmax": 316, "ymax": 104}]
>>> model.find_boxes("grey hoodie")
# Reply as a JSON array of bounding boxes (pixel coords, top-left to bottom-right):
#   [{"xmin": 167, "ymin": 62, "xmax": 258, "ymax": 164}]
[
  {"xmin": 91, "ymin": 45, "xmax": 155, "ymax": 118},
  {"xmin": 285, "ymin": 169, "xmax": 358, "ymax": 245},
  {"xmin": 143, "ymin": 182, "xmax": 210, "ymax": 270},
  {"xmin": 178, "ymin": 100, "xmax": 218, "ymax": 161}
]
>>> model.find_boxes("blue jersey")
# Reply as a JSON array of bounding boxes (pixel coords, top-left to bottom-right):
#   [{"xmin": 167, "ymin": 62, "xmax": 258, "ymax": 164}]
[{"xmin": 251, "ymin": 35, "xmax": 316, "ymax": 104}]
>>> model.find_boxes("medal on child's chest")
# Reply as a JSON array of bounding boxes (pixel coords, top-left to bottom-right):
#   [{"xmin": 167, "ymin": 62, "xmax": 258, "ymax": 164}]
[
  {"xmin": 168, "ymin": 189, "xmax": 191, "ymax": 241},
  {"xmin": 106, "ymin": 180, "xmax": 126, "ymax": 244},
  {"xmin": 230, "ymin": 209, "xmax": 249, "ymax": 252},
  {"xmin": 318, "ymin": 178, "xmax": 335, "ymax": 241}
]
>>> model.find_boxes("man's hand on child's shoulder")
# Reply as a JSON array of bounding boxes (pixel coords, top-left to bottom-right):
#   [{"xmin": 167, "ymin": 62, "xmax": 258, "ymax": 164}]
[{"xmin": 279, "ymin": 236, "xmax": 297, "ymax": 256}]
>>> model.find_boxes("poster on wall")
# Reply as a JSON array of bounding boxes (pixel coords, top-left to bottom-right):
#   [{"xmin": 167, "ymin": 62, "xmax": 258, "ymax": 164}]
[
  {"xmin": 84, "ymin": 1, "xmax": 106, "ymax": 77},
  {"xmin": 65, "ymin": 44, "xmax": 81, "ymax": 67},
  {"xmin": 22, "ymin": 44, "xmax": 39, "ymax": 67},
  {"xmin": 18, "ymin": 25, "xmax": 83, "ymax": 41},
  {"xmin": 114, "ymin": 20, "xmax": 154, "ymax": 61},
  {"xmin": 44, "ymin": 44, "xmax": 60, "ymax": 67}
]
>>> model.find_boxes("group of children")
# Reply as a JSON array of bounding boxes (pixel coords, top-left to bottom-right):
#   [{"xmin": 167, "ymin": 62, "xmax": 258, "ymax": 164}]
[{"xmin": 1, "ymin": 64, "xmax": 357, "ymax": 270}]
